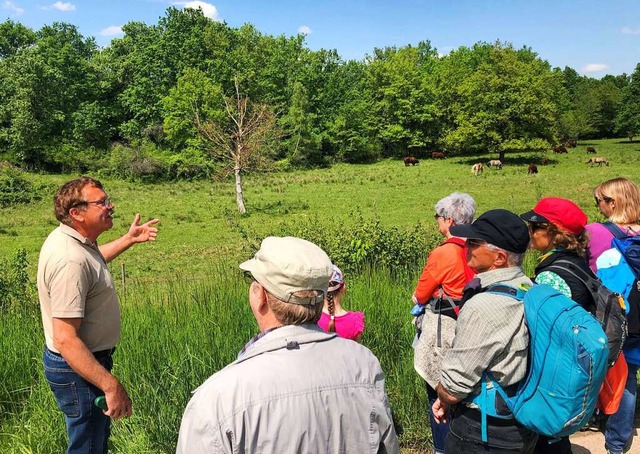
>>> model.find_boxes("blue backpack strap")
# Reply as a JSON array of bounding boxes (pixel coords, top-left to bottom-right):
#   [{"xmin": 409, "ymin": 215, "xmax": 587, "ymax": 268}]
[
  {"xmin": 602, "ymin": 221, "xmax": 627, "ymax": 239},
  {"xmin": 466, "ymin": 373, "xmax": 516, "ymax": 443},
  {"xmin": 466, "ymin": 284, "xmax": 525, "ymax": 442},
  {"xmin": 485, "ymin": 284, "xmax": 527, "ymax": 301}
]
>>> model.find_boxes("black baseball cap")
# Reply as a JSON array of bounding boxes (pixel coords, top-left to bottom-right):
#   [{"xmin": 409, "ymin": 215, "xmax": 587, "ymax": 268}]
[{"xmin": 450, "ymin": 209, "xmax": 530, "ymax": 253}]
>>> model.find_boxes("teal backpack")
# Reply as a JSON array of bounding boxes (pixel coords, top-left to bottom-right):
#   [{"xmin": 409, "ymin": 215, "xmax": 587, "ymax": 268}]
[{"xmin": 468, "ymin": 283, "xmax": 609, "ymax": 442}]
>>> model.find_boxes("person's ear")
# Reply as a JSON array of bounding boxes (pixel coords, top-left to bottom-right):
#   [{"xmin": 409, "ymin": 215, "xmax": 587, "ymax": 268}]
[
  {"xmin": 68, "ymin": 207, "xmax": 85, "ymax": 223},
  {"xmin": 493, "ymin": 249, "xmax": 508, "ymax": 267},
  {"xmin": 251, "ymin": 282, "xmax": 269, "ymax": 314}
]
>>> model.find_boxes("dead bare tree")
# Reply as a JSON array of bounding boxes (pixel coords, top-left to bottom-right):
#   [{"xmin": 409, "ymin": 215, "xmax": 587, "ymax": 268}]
[{"xmin": 193, "ymin": 77, "xmax": 279, "ymax": 213}]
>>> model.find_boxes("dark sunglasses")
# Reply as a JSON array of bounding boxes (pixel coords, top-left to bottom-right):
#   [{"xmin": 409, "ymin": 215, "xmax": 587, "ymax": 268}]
[
  {"xmin": 528, "ymin": 222, "xmax": 548, "ymax": 232},
  {"xmin": 242, "ymin": 271, "xmax": 256, "ymax": 285},
  {"xmin": 434, "ymin": 213, "xmax": 444, "ymax": 220},
  {"xmin": 466, "ymin": 238, "xmax": 487, "ymax": 247},
  {"xmin": 594, "ymin": 196, "xmax": 613, "ymax": 205}
]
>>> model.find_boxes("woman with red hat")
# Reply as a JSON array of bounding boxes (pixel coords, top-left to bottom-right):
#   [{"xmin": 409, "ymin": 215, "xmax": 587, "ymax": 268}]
[{"xmin": 521, "ymin": 197, "xmax": 595, "ymax": 454}]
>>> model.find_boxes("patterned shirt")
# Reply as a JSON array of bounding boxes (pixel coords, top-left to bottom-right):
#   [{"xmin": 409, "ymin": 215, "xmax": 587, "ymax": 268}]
[{"xmin": 440, "ymin": 267, "xmax": 533, "ymax": 399}]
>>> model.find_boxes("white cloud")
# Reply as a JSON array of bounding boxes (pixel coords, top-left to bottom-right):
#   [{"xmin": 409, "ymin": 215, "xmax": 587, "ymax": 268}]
[
  {"xmin": 100, "ymin": 25, "xmax": 123, "ymax": 37},
  {"xmin": 49, "ymin": 1, "xmax": 75, "ymax": 11},
  {"xmin": 621, "ymin": 27, "xmax": 640, "ymax": 35},
  {"xmin": 2, "ymin": 1, "xmax": 25, "ymax": 15},
  {"xmin": 582, "ymin": 63, "xmax": 609, "ymax": 73},
  {"xmin": 298, "ymin": 25, "xmax": 312, "ymax": 35},
  {"xmin": 173, "ymin": 1, "xmax": 221, "ymax": 21}
]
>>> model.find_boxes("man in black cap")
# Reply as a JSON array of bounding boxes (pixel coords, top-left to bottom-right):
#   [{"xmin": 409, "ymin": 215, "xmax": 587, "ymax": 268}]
[{"xmin": 431, "ymin": 209, "xmax": 538, "ymax": 453}]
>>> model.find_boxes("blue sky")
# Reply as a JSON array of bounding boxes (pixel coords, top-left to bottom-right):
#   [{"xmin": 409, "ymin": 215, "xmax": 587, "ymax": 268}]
[{"xmin": 3, "ymin": 0, "xmax": 640, "ymax": 77}]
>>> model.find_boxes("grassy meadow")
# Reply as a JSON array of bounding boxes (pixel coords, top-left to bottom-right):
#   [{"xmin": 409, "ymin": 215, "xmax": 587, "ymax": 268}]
[{"xmin": 1, "ymin": 138, "xmax": 639, "ymax": 452}]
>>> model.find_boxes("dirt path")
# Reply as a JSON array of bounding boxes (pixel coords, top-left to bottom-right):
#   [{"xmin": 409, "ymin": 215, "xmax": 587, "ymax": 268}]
[
  {"xmin": 401, "ymin": 415, "xmax": 640, "ymax": 454},
  {"xmin": 570, "ymin": 415, "xmax": 640, "ymax": 454}
]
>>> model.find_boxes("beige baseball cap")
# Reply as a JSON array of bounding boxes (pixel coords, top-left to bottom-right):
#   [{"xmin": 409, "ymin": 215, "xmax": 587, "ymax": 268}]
[{"xmin": 239, "ymin": 236, "xmax": 333, "ymax": 305}]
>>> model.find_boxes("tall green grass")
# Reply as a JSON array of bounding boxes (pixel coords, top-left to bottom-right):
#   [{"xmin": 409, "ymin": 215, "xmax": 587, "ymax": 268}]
[
  {"xmin": 2, "ymin": 137, "xmax": 640, "ymax": 451},
  {"xmin": 0, "ymin": 265, "xmax": 435, "ymax": 452}
]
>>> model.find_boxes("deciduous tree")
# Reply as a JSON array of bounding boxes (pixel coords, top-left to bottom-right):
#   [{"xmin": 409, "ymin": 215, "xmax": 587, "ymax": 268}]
[
  {"xmin": 616, "ymin": 63, "xmax": 640, "ymax": 141},
  {"xmin": 194, "ymin": 77, "xmax": 279, "ymax": 213}
]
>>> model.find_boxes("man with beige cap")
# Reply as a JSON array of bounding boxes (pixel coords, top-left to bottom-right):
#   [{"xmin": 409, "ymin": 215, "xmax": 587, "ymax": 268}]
[{"xmin": 176, "ymin": 236, "xmax": 399, "ymax": 453}]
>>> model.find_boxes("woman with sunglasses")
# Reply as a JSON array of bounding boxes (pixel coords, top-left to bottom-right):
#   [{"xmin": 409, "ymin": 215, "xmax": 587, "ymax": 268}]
[
  {"xmin": 412, "ymin": 192, "xmax": 476, "ymax": 454},
  {"xmin": 585, "ymin": 178, "xmax": 640, "ymax": 454},
  {"xmin": 586, "ymin": 177, "xmax": 640, "ymax": 272},
  {"xmin": 520, "ymin": 197, "xmax": 594, "ymax": 454}
]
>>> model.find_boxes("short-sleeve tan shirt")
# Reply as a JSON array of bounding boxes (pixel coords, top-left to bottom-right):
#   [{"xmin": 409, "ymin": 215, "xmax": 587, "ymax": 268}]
[{"xmin": 37, "ymin": 224, "xmax": 121, "ymax": 353}]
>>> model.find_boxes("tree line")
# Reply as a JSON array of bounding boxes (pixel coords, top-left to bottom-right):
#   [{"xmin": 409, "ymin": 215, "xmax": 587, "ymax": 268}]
[{"xmin": 1, "ymin": 7, "xmax": 639, "ymax": 180}]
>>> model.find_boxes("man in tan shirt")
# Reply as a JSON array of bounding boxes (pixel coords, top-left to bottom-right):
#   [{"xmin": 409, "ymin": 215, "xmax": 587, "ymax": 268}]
[{"xmin": 38, "ymin": 176, "xmax": 158, "ymax": 454}]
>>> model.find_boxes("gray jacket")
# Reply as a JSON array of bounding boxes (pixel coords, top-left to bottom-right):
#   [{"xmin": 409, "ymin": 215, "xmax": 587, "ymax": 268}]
[{"xmin": 176, "ymin": 324, "xmax": 399, "ymax": 454}]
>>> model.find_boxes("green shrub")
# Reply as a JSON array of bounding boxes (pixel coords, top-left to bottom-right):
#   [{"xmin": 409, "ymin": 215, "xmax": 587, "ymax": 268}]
[
  {"xmin": 106, "ymin": 142, "xmax": 168, "ymax": 182},
  {"xmin": 249, "ymin": 212, "xmax": 440, "ymax": 274},
  {"xmin": 0, "ymin": 167, "xmax": 43, "ymax": 208},
  {"xmin": 0, "ymin": 249, "xmax": 36, "ymax": 313},
  {"xmin": 106, "ymin": 143, "xmax": 216, "ymax": 181},
  {"xmin": 165, "ymin": 148, "xmax": 216, "ymax": 180}
]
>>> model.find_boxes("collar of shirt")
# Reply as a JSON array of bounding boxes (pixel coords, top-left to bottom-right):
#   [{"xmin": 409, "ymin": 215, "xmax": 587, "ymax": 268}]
[
  {"xmin": 476, "ymin": 267, "xmax": 526, "ymax": 288},
  {"xmin": 238, "ymin": 325, "xmax": 284, "ymax": 359},
  {"xmin": 59, "ymin": 223, "xmax": 105, "ymax": 262}
]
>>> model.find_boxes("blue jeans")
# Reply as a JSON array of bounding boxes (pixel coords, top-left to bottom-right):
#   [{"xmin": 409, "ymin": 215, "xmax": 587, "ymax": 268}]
[
  {"xmin": 427, "ymin": 383, "xmax": 448, "ymax": 453},
  {"xmin": 604, "ymin": 359, "xmax": 638, "ymax": 454},
  {"xmin": 43, "ymin": 347, "xmax": 113, "ymax": 454}
]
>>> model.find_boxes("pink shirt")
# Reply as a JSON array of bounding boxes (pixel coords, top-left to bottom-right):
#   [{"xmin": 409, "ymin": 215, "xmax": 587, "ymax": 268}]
[
  {"xmin": 318, "ymin": 311, "xmax": 365, "ymax": 341},
  {"xmin": 585, "ymin": 223, "xmax": 615, "ymax": 272}
]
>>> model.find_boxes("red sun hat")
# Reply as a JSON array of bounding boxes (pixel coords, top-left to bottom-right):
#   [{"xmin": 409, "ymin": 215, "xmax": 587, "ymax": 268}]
[{"xmin": 520, "ymin": 197, "xmax": 587, "ymax": 235}]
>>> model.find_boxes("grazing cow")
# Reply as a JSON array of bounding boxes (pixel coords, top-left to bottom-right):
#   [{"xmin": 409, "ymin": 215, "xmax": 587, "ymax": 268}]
[
  {"xmin": 553, "ymin": 146, "xmax": 568, "ymax": 154},
  {"xmin": 586, "ymin": 146, "xmax": 596, "ymax": 154},
  {"xmin": 487, "ymin": 159, "xmax": 502, "ymax": 169},
  {"xmin": 431, "ymin": 151, "xmax": 446, "ymax": 159},
  {"xmin": 540, "ymin": 157, "xmax": 550, "ymax": 165},
  {"xmin": 527, "ymin": 163, "xmax": 538, "ymax": 175},
  {"xmin": 403, "ymin": 156, "xmax": 420, "ymax": 166},
  {"xmin": 471, "ymin": 162, "xmax": 484, "ymax": 176},
  {"xmin": 586, "ymin": 157, "xmax": 609, "ymax": 167},
  {"xmin": 565, "ymin": 139, "xmax": 577, "ymax": 148}
]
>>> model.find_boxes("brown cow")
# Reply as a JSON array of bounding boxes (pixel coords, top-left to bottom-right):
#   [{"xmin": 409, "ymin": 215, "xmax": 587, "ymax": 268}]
[
  {"xmin": 403, "ymin": 156, "xmax": 420, "ymax": 166},
  {"xmin": 586, "ymin": 147, "xmax": 596, "ymax": 154},
  {"xmin": 471, "ymin": 162, "xmax": 484, "ymax": 176},
  {"xmin": 553, "ymin": 146, "xmax": 568, "ymax": 154},
  {"xmin": 565, "ymin": 139, "xmax": 577, "ymax": 148},
  {"xmin": 431, "ymin": 151, "xmax": 446, "ymax": 159},
  {"xmin": 527, "ymin": 163, "xmax": 538, "ymax": 175},
  {"xmin": 540, "ymin": 157, "xmax": 550, "ymax": 165},
  {"xmin": 586, "ymin": 157, "xmax": 609, "ymax": 167}
]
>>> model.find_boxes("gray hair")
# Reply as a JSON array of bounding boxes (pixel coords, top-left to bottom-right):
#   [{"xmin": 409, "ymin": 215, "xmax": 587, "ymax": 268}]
[
  {"xmin": 435, "ymin": 192, "xmax": 476, "ymax": 225},
  {"xmin": 485, "ymin": 243, "xmax": 525, "ymax": 267}
]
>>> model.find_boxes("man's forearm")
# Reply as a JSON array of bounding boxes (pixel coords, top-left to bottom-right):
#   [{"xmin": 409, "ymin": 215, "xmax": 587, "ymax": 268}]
[
  {"xmin": 99, "ymin": 234, "xmax": 135, "ymax": 264},
  {"xmin": 55, "ymin": 333, "xmax": 118, "ymax": 392},
  {"xmin": 436, "ymin": 382, "xmax": 463, "ymax": 405}
]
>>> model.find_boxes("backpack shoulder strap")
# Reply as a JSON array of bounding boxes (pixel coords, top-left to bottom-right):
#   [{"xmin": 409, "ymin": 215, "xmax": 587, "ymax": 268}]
[
  {"xmin": 485, "ymin": 284, "xmax": 526, "ymax": 301},
  {"xmin": 602, "ymin": 221, "xmax": 627, "ymax": 239},
  {"xmin": 545, "ymin": 259, "xmax": 600, "ymax": 300}
]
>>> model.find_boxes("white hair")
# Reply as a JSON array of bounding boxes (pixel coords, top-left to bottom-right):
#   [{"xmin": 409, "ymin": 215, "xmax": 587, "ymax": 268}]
[
  {"xmin": 485, "ymin": 243, "xmax": 525, "ymax": 266},
  {"xmin": 435, "ymin": 192, "xmax": 476, "ymax": 225}
]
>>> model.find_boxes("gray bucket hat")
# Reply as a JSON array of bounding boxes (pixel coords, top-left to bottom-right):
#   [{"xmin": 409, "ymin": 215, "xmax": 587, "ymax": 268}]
[{"xmin": 239, "ymin": 236, "xmax": 333, "ymax": 305}]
